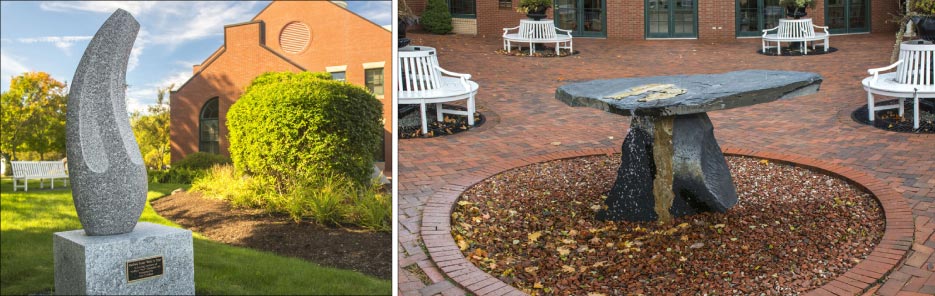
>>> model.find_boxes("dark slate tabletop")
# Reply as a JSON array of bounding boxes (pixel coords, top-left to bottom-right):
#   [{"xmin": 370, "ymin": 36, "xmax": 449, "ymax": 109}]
[{"xmin": 555, "ymin": 70, "xmax": 823, "ymax": 117}]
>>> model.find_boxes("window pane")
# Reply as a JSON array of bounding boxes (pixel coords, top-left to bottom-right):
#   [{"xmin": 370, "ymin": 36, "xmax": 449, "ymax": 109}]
[
  {"xmin": 331, "ymin": 71, "xmax": 346, "ymax": 81},
  {"xmin": 199, "ymin": 98, "xmax": 220, "ymax": 154},
  {"xmin": 449, "ymin": 0, "xmax": 476, "ymax": 16},
  {"xmin": 365, "ymin": 68, "xmax": 384, "ymax": 96}
]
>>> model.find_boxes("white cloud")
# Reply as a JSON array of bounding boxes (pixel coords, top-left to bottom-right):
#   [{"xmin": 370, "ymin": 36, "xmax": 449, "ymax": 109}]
[
  {"xmin": 124, "ymin": 70, "xmax": 191, "ymax": 113},
  {"xmin": 16, "ymin": 36, "xmax": 92, "ymax": 54},
  {"xmin": 39, "ymin": 1, "xmax": 158, "ymax": 15},
  {"xmin": 0, "ymin": 51, "xmax": 30, "ymax": 90},
  {"xmin": 128, "ymin": 29, "xmax": 149, "ymax": 72},
  {"xmin": 149, "ymin": 2, "xmax": 261, "ymax": 46},
  {"xmin": 350, "ymin": 2, "xmax": 392, "ymax": 26}
]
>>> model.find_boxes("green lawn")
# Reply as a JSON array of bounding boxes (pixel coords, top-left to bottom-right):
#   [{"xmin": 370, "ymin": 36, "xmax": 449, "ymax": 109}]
[{"xmin": 0, "ymin": 178, "xmax": 390, "ymax": 295}]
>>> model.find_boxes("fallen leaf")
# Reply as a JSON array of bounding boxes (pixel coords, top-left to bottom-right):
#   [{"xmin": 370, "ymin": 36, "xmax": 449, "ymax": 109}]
[
  {"xmin": 533, "ymin": 282, "xmax": 544, "ymax": 289},
  {"xmin": 528, "ymin": 231, "xmax": 542, "ymax": 242},
  {"xmin": 690, "ymin": 242, "xmax": 704, "ymax": 249},
  {"xmin": 557, "ymin": 247, "xmax": 571, "ymax": 256},
  {"xmin": 562, "ymin": 265, "xmax": 576, "ymax": 273},
  {"xmin": 525, "ymin": 266, "xmax": 539, "ymax": 274}
]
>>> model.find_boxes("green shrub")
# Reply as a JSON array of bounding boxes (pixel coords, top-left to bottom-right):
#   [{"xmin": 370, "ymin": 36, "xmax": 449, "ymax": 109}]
[
  {"xmin": 914, "ymin": 0, "xmax": 935, "ymax": 15},
  {"xmin": 190, "ymin": 166, "xmax": 391, "ymax": 231},
  {"xmin": 148, "ymin": 167, "xmax": 205, "ymax": 184},
  {"xmin": 421, "ymin": 0, "xmax": 453, "ymax": 34},
  {"xmin": 173, "ymin": 152, "xmax": 231, "ymax": 170},
  {"xmin": 190, "ymin": 165, "xmax": 258, "ymax": 203},
  {"xmin": 227, "ymin": 72, "xmax": 383, "ymax": 188},
  {"xmin": 348, "ymin": 181, "xmax": 392, "ymax": 231}
]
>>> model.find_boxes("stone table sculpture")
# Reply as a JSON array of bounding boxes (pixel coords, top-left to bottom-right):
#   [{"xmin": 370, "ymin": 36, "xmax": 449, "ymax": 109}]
[
  {"xmin": 556, "ymin": 70, "xmax": 822, "ymax": 222},
  {"xmin": 54, "ymin": 9, "xmax": 194, "ymax": 295}
]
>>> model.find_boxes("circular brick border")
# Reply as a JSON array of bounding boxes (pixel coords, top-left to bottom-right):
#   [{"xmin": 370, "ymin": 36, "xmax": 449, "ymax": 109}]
[{"xmin": 420, "ymin": 146, "xmax": 913, "ymax": 296}]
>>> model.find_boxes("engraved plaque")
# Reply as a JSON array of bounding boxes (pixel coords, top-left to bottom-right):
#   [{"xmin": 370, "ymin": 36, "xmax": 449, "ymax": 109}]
[{"xmin": 126, "ymin": 256, "xmax": 164, "ymax": 282}]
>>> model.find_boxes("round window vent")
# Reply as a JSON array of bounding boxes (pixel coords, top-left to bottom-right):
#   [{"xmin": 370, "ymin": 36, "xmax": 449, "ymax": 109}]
[{"xmin": 280, "ymin": 22, "xmax": 310, "ymax": 54}]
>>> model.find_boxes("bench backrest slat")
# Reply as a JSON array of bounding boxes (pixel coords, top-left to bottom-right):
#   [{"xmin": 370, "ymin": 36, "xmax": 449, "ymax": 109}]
[
  {"xmin": 11, "ymin": 161, "xmax": 67, "ymax": 178},
  {"xmin": 896, "ymin": 42, "xmax": 935, "ymax": 86},
  {"xmin": 519, "ymin": 21, "xmax": 557, "ymax": 40},
  {"xmin": 398, "ymin": 46, "xmax": 443, "ymax": 92},
  {"xmin": 777, "ymin": 19, "xmax": 815, "ymax": 38}
]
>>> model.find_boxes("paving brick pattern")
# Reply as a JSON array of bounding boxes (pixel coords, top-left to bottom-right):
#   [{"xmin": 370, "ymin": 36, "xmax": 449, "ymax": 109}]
[{"xmin": 397, "ymin": 32, "xmax": 935, "ymax": 295}]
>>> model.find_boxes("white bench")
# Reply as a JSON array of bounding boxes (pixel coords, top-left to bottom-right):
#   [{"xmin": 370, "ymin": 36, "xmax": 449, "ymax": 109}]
[
  {"xmin": 503, "ymin": 19, "xmax": 573, "ymax": 55},
  {"xmin": 397, "ymin": 45, "xmax": 479, "ymax": 135},
  {"xmin": 12, "ymin": 161, "xmax": 69, "ymax": 191},
  {"xmin": 862, "ymin": 40, "xmax": 935, "ymax": 129},
  {"xmin": 762, "ymin": 18, "xmax": 829, "ymax": 55}
]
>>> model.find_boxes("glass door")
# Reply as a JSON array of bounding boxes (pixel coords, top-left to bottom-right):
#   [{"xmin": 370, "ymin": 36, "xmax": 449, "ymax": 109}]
[
  {"xmin": 826, "ymin": 0, "xmax": 869, "ymax": 33},
  {"xmin": 555, "ymin": 0, "xmax": 606, "ymax": 37},
  {"xmin": 737, "ymin": 0, "xmax": 784, "ymax": 37},
  {"xmin": 646, "ymin": 0, "xmax": 697, "ymax": 38}
]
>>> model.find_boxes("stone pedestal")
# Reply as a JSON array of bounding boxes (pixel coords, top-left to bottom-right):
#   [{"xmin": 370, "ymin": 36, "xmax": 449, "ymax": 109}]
[{"xmin": 53, "ymin": 222, "xmax": 194, "ymax": 295}]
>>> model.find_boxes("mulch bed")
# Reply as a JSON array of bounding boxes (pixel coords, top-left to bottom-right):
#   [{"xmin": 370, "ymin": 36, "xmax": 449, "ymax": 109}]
[
  {"xmin": 399, "ymin": 104, "xmax": 484, "ymax": 139},
  {"xmin": 151, "ymin": 191, "xmax": 391, "ymax": 279},
  {"xmin": 452, "ymin": 155, "xmax": 884, "ymax": 295},
  {"xmin": 757, "ymin": 46, "xmax": 837, "ymax": 56},
  {"xmin": 496, "ymin": 48, "xmax": 577, "ymax": 57},
  {"xmin": 851, "ymin": 98, "xmax": 935, "ymax": 133}
]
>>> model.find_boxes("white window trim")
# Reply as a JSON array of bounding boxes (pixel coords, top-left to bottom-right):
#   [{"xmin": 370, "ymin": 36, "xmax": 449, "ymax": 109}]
[
  {"xmin": 362, "ymin": 61, "xmax": 385, "ymax": 70},
  {"xmin": 325, "ymin": 65, "xmax": 347, "ymax": 73}
]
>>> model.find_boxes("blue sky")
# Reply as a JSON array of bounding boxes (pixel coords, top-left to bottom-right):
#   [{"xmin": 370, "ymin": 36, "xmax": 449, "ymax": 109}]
[{"xmin": 0, "ymin": 1, "xmax": 391, "ymax": 112}]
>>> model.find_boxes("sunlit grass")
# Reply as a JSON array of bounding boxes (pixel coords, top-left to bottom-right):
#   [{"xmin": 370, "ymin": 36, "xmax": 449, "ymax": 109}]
[{"xmin": 0, "ymin": 178, "xmax": 390, "ymax": 295}]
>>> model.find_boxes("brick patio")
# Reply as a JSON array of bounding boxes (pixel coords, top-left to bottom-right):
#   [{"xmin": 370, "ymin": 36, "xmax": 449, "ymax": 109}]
[{"xmin": 397, "ymin": 32, "xmax": 935, "ymax": 296}]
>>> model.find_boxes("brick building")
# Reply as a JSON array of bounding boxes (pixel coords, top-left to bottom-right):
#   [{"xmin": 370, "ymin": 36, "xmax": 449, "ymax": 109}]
[
  {"xmin": 170, "ymin": 1, "xmax": 392, "ymax": 173},
  {"xmin": 407, "ymin": 0, "xmax": 898, "ymax": 40}
]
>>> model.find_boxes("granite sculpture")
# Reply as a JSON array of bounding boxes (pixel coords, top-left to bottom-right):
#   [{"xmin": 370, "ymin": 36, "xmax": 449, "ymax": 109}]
[
  {"xmin": 556, "ymin": 70, "xmax": 823, "ymax": 221},
  {"xmin": 65, "ymin": 8, "xmax": 147, "ymax": 236}
]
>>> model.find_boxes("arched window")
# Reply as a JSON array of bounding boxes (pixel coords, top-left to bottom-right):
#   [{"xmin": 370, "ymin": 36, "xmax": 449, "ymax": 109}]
[{"xmin": 199, "ymin": 98, "xmax": 219, "ymax": 154}]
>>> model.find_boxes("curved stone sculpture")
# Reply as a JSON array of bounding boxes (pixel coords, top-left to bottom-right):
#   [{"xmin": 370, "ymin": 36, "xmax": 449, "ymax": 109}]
[{"xmin": 65, "ymin": 9, "xmax": 147, "ymax": 236}]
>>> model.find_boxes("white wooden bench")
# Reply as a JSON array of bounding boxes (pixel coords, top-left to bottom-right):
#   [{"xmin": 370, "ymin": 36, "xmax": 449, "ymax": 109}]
[
  {"xmin": 862, "ymin": 40, "xmax": 935, "ymax": 129},
  {"xmin": 762, "ymin": 18, "xmax": 829, "ymax": 55},
  {"xmin": 12, "ymin": 160, "xmax": 69, "ymax": 191},
  {"xmin": 503, "ymin": 19, "xmax": 573, "ymax": 55},
  {"xmin": 397, "ymin": 45, "xmax": 479, "ymax": 135}
]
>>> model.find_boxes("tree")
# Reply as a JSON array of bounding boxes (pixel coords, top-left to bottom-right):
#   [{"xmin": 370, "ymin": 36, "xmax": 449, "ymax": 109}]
[
  {"xmin": 0, "ymin": 72, "xmax": 68, "ymax": 163},
  {"xmin": 130, "ymin": 85, "xmax": 172, "ymax": 169}
]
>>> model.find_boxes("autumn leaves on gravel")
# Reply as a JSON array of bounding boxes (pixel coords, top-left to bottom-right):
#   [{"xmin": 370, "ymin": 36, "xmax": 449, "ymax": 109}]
[{"xmin": 452, "ymin": 155, "xmax": 884, "ymax": 295}]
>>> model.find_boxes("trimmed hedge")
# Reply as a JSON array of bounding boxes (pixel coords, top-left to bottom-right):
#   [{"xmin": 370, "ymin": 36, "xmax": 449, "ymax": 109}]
[
  {"xmin": 421, "ymin": 0, "xmax": 452, "ymax": 34},
  {"xmin": 226, "ymin": 72, "xmax": 383, "ymax": 188}
]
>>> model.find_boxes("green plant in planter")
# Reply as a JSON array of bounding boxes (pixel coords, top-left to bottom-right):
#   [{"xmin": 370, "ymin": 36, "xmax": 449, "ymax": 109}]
[
  {"xmin": 516, "ymin": 0, "xmax": 553, "ymax": 14},
  {"xmin": 779, "ymin": 0, "xmax": 814, "ymax": 18},
  {"xmin": 914, "ymin": 0, "xmax": 935, "ymax": 15}
]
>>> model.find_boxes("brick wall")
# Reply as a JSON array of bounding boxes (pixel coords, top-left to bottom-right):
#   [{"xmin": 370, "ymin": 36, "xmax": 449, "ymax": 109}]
[
  {"xmin": 408, "ymin": 0, "xmax": 898, "ymax": 40},
  {"xmin": 170, "ymin": 1, "xmax": 393, "ymax": 171}
]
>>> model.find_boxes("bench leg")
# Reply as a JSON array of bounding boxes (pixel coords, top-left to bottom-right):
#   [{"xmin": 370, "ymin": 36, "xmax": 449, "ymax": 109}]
[
  {"xmin": 420, "ymin": 102, "xmax": 429, "ymax": 135},
  {"xmin": 467, "ymin": 94, "xmax": 476, "ymax": 126},
  {"xmin": 529, "ymin": 42, "xmax": 535, "ymax": 54},
  {"xmin": 867, "ymin": 92, "xmax": 875, "ymax": 122},
  {"xmin": 913, "ymin": 94, "xmax": 920, "ymax": 130},
  {"xmin": 436, "ymin": 103, "xmax": 444, "ymax": 122},
  {"xmin": 899, "ymin": 97, "xmax": 905, "ymax": 117}
]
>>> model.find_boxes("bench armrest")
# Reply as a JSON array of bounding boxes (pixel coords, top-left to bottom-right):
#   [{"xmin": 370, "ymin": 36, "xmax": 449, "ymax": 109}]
[
  {"xmin": 761, "ymin": 26, "xmax": 778, "ymax": 37},
  {"xmin": 435, "ymin": 66, "xmax": 473, "ymax": 91},
  {"xmin": 555, "ymin": 27, "xmax": 573, "ymax": 37},
  {"xmin": 502, "ymin": 26, "xmax": 520, "ymax": 37},
  {"xmin": 868, "ymin": 60, "xmax": 902, "ymax": 82},
  {"xmin": 812, "ymin": 24, "xmax": 829, "ymax": 34}
]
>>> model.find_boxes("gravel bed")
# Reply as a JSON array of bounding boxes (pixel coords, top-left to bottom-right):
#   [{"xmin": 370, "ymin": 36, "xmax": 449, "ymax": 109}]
[{"xmin": 452, "ymin": 155, "xmax": 884, "ymax": 295}]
